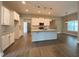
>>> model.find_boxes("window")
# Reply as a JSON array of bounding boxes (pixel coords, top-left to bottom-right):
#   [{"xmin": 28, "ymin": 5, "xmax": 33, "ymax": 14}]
[{"xmin": 67, "ymin": 20, "xmax": 78, "ymax": 31}]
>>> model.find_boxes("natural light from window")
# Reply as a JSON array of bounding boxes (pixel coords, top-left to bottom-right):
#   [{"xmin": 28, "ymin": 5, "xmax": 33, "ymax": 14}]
[{"xmin": 67, "ymin": 20, "xmax": 78, "ymax": 31}]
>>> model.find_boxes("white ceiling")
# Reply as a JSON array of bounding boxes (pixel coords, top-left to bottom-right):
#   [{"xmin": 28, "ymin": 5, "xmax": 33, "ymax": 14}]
[{"xmin": 3, "ymin": 1, "xmax": 78, "ymax": 17}]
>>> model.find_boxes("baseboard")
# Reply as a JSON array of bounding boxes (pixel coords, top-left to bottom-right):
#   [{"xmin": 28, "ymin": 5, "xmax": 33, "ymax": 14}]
[
  {"xmin": 0, "ymin": 52, "xmax": 4, "ymax": 57},
  {"xmin": 77, "ymin": 40, "xmax": 79, "ymax": 44},
  {"xmin": 57, "ymin": 32, "xmax": 61, "ymax": 34},
  {"xmin": 62, "ymin": 32, "xmax": 77, "ymax": 36}
]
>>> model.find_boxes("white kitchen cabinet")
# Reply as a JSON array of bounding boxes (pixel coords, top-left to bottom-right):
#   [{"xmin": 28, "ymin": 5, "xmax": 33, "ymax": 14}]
[
  {"xmin": 9, "ymin": 32, "xmax": 15, "ymax": 45},
  {"xmin": 44, "ymin": 18, "xmax": 50, "ymax": 26},
  {"xmin": 9, "ymin": 10, "xmax": 14, "ymax": 25},
  {"xmin": 13, "ymin": 11, "xmax": 20, "ymax": 21},
  {"xmin": 31, "ymin": 18, "xmax": 50, "ymax": 26},
  {"xmin": 1, "ymin": 6, "xmax": 10, "ymax": 25},
  {"xmin": 1, "ymin": 32, "xmax": 15, "ymax": 51},
  {"xmin": 1, "ymin": 34, "xmax": 10, "ymax": 51},
  {"xmin": 32, "ymin": 18, "xmax": 39, "ymax": 25}
]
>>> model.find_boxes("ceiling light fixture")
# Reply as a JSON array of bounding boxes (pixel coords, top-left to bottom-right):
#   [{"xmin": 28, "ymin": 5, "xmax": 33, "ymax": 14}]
[
  {"xmin": 25, "ymin": 9, "xmax": 29, "ymax": 12},
  {"xmin": 22, "ymin": 1, "xmax": 26, "ymax": 5}
]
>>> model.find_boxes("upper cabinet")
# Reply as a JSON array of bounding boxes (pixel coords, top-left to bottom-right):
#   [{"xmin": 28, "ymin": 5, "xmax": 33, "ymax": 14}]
[
  {"xmin": 44, "ymin": 18, "xmax": 50, "ymax": 26},
  {"xmin": 1, "ymin": 6, "xmax": 10, "ymax": 25},
  {"xmin": 31, "ymin": 17, "xmax": 50, "ymax": 26},
  {"xmin": 13, "ymin": 11, "xmax": 20, "ymax": 21},
  {"xmin": 10, "ymin": 10, "xmax": 14, "ymax": 25},
  {"xmin": 32, "ymin": 18, "xmax": 39, "ymax": 25},
  {"xmin": 0, "ymin": 6, "xmax": 20, "ymax": 25}
]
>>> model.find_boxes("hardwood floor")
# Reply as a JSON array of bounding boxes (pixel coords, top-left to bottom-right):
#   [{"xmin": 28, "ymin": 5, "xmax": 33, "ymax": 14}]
[{"xmin": 4, "ymin": 33, "xmax": 79, "ymax": 57}]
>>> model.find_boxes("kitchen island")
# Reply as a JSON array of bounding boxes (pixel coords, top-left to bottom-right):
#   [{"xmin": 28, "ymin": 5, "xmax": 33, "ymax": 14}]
[{"xmin": 31, "ymin": 29, "xmax": 57, "ymax": 42}]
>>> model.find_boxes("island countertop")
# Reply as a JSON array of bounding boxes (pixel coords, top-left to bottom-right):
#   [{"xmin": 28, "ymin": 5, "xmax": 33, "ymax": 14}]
[{"xmin": 31, "ymin": 29, "xmax": 57, "ymax": 32}]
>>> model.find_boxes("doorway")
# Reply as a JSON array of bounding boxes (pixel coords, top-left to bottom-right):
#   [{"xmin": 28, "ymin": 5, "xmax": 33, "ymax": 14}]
[
  {"xmin": 23, "ymin": 22, "xmax": 28, "ymax": 33},
  {"xmin": 23, "ymin": 22, "xmax": 31, "ymax": 34}
]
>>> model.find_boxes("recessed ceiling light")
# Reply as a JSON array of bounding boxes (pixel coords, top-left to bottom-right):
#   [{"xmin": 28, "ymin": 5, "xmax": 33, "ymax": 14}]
[
  {"xmin": 38, "ymin": 11, "xmax": 41, "ymax": 13},
  {"xmin": 48, "ymin": 12, "xmax": 51, "ymax": 15},
  {"xmin": 22, "ymin": 1, "xmax": 26, "ymax": 4},
  {"xmin": 25, "ymin": 9, "xmax": 29, "ymax": 12}
]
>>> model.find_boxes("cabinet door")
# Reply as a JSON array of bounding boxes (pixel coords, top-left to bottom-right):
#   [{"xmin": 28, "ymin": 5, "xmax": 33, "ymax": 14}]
[
  {"xmin": 1, "ymin": 34, "xmax": 10, "ymax": 51},
  {"xmin": 3, "ymin": 7, "xmax": 10, "ymax": 25},
  {"xmin": 10, "ymin": 10, "xmax": 14, "ymax": 25},
  {"xmin": 13, "ymin": 11, "xmax": 19, "ymax": 21},
  {"xmin": 44, "ymin": 18, "xmax": 50, "ymax": 26},
  {"xmin": 1, "ymin": 6, "xmax": 10, "ymax": 25},
  {"xmin": 32, "ymin": 18, "xmax": 39, "ymax": 25},
  {"xmin": 10, "ymin": 33, "xmax": 15, "ymax": 45}
]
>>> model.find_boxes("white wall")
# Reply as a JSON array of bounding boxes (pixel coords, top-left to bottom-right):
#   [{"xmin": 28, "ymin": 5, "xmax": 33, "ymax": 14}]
[{"xmin": 55, "ymin": 17, "xmax": 63, "ymax": 33}]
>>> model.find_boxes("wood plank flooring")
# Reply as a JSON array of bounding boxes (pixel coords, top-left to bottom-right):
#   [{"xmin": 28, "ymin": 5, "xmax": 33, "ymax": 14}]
[{"xmin": 4, "ymin": 33, "xmax": 79, "ymax": 57}]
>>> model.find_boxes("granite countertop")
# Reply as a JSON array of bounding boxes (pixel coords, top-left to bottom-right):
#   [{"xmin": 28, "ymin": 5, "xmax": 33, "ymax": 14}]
[{"xmin": 31, "ymin": 29, "xmax": 56, "ymax": 32}]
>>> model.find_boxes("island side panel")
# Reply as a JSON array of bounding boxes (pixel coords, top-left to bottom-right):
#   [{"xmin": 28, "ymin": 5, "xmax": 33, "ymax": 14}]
[{"xmin": 32, "ymin": 31, "xmax": 57, "ymax": 42}]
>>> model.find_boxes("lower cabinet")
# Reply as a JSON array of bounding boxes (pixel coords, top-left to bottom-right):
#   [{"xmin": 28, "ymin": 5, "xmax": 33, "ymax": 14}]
[
  {"xmin": 1, "ymin": 32, "xmax": 15, "ymax": 51},
  {"xmin": 2, "ymin": 34, "xmax": 10, "ymax": 51},
  {"xmin": 9, "ymin": 33, "xmax": 15, "ymax": 45}
]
